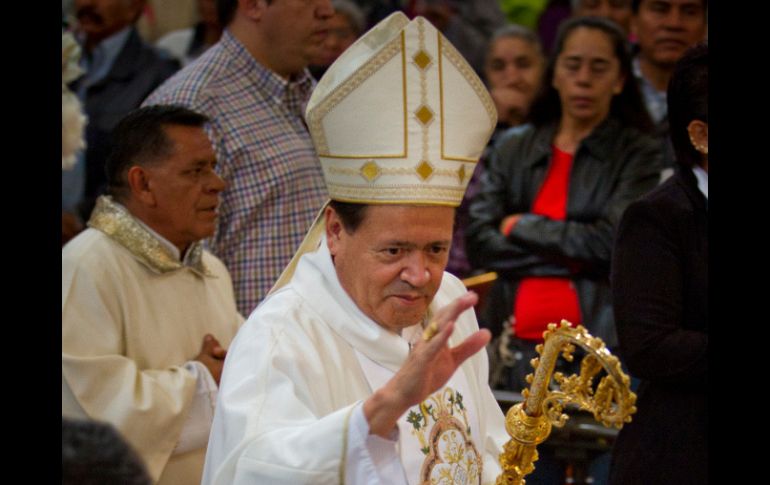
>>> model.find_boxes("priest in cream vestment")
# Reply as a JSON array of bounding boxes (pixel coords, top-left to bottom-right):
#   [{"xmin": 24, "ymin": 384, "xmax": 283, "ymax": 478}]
[
  {"xmin": 62, "ymin": 106, "xmax": 244, "ymax": 484},
  {"xmin": 202, "ymin": 13, "xmax": 508, "ymax": 485}
]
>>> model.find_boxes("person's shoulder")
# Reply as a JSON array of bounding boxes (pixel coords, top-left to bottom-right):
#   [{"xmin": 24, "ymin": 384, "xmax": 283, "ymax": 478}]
[
  {"xmin": 62, "ymin": 229, "xmax": 135, "ymax": 288},
  {"xmin": 133, "ymin": 32, "xmax": 180, "ymax": 72},
  {"xmin": 201, "ymin": 249, "xmax": 230, "ymax": 275},
  {"xmin": 643, "ymin": 171, "xmax": 691, "ymax": 205},
  {"xmin": 143, "ymin": 44, "xmax": 231, "ymax": 108},
  {"xmin": 590, "ymin": 120, "xmax": 663, "ymax": 173},
  {"xmin": 242, "ymin": 284, "xmax": 309, "ymax": 330},
  {"xmin": 62, "ymin": 228, "xmax": 117, "ymax": 265},
  {"xmin": 438, "ymin": 273, "xmax": 478, "ymax": 314},
  {"xmin": 610, "ymin": 120, "xmax": 660, "ymax": 154},
  {"xmin": 623, "ymin": 173, "xmax": 692, "ymax": 225},
  {"xmin": 439, "ymin": 271, "xmax": 468, "ymax": 296},
  {"xmin": 229, "ymin": 285, "xmax": 322, "ymax": 354},
  {"xmin": 489, "ymin": 123, "xmax": 544, "ymax": 169},
  {"xmin": 155, "ymin": 28, "xmax": 194, "ymax": 58},
  {"xmin": 495, "ymin": 123, "xmax": 537, "ymax": 150}
]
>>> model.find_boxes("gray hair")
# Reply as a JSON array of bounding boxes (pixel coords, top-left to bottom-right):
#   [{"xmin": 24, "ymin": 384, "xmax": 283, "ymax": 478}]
[
  {"xmin": 486, "ymin": 24, "xmax": 543, "ymax": 68},
  {"xmin": 489, "ymin": 24, "xmax": 542, "ymax": 50}
]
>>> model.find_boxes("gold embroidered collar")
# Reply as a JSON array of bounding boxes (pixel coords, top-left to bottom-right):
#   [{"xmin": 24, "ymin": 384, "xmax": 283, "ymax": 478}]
[{"xmin": 87, "ymin": 196, "xmax": 212, "ymax": 277}]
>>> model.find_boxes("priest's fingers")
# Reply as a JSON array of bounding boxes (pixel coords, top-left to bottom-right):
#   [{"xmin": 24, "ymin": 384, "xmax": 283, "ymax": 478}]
[
  {"xmin": 450, "ymin": 329, "xmax": 491, "ymax": 366},
  {"xmin": 422, "ymin": 292, "xmax": 478, "ymax": 342}
]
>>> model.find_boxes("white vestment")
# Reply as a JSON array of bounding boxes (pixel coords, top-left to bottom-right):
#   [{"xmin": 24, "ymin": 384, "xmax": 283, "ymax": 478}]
[
  {"xmin": 203, "ymin": 238, "xmax": 508, "ymax": 485},
  {"xmin": 62, "ymin": 197, "xmax": 243, "ymax": 483}
]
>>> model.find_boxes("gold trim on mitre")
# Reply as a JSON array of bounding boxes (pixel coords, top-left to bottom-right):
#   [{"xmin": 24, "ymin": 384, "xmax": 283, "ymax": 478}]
[
  {"xmin": 307, "ymin": 13, "xmax": 409, "ymax": 159},
  {"xmin": 439, "ymin": 32, "xmax": 498, "ymax": 163}
]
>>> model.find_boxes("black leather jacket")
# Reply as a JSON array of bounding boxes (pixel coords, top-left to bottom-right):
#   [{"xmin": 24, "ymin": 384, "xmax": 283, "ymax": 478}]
[{"xmin": 466, "ymin": 117, "xmax": 662, "ymax": 347}]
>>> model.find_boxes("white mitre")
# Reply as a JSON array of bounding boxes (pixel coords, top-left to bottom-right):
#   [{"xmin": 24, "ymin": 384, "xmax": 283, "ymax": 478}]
[
  {"xmin": 306, "ymin": 11, "xmax": 496, "ymax": 206},
  {"xmin": 271, "ymin": 12, "xmax": 496, "ymax": 292}
]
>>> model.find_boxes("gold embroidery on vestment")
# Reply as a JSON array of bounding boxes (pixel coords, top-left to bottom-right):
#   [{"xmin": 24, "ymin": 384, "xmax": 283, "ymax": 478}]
[
  {"xmin": 404, "ymin": 387, "xmax": 482, "ymax": 485},
  {"xmin": 87, "ymin": 196, "xmax": 211, "ymax": 277}
]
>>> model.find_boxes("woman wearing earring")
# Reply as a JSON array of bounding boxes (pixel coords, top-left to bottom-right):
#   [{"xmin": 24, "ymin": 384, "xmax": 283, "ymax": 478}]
[
  {"xmin": 608, "ymin": 43, "xmax": 708, "ymax": 485},
  {"xmin": 467, "ymin": 16, "xmax": 661, "ymax": 392}
]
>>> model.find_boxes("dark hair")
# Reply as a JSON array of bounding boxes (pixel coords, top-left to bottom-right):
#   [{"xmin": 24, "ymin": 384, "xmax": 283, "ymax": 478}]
[
  {"xmin": 667, "ymin": 42, "xmax": 707, "ymax": 169},
  {"xmin": 329, "ymin": 200, "xmax": 369, "ymax": 233},
  {"xmin": 631, "ymin": 0, "xmax": 708, "ymax": 14},
  {"xmin": 62, "ymin": 418, "xmax": 151, "ymax": 485},
  {"xmin": 529, "ymin": 16, "xmax": 654, "ymax": 134},
  {"xmin": 217, "ymin": 0, "xmax": 238, "ymax": 27},
  {"xmin": 105, "ymin": 105, "xmax": 210, "ymax": 201}
]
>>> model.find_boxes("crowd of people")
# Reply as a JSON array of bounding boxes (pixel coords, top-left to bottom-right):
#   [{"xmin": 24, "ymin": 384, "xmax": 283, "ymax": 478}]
[{"xmin": 61, "ymin": 1, "xmax": 708, "ymax": 484}]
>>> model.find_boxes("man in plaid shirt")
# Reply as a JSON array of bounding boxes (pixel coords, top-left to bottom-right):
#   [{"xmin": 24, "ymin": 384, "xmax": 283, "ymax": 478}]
[{"xmin": 145, "ymin": 0, "xmax": 333, "ymax": 315}]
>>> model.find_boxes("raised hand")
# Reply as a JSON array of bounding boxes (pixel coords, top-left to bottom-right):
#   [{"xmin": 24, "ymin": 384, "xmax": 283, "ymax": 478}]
[{"xmin": 364, "ymin": 292, "xmax": 491, "ymax": 437}]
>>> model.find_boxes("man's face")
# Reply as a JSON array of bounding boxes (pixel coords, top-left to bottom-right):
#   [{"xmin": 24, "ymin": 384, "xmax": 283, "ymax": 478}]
[
  {"xmin": 575, "ymin": 0, "xmax": 633, "ymax": 35},
  {"xmin": 145, "ymin": 125, "xmax": 225, "ymax": 252},
  {"xmin": 260, "ymin": 0, "xmax": 334, "ymax": 77},
  {"xmin": 327, "ymin": 205, "xmax": 454, "ymax": 333},
  {"xmin": 75, "ymin": 0, "xmax": 142, "ymax": 47},
  {"xmin": 633, "ymin": 0, "xmax": 706, "ymax": 68}
]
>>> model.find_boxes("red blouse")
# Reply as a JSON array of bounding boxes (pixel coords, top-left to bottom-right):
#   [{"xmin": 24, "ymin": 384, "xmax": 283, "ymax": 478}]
[{"xmin": 512, "ymin": 146, "xmax": 582, "ymax": 341}]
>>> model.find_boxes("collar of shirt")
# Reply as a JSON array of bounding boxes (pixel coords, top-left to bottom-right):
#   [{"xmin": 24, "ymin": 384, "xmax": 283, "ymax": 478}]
[
  {"xmin": 692, "ymin": 165, "xmax": 708, "ymax": 199},
  {"xmin": 77, "ymin": 26, "xmax": 132, "ymax": 97},
  {"xmin": 220, "ymin": 29, "xmax": 315, "ymax": 117}
]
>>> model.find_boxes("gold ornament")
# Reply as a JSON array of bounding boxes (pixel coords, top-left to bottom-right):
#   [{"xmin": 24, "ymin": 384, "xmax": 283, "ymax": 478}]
[{"xmin": 495, "ymin": 320, "xmax": 637, "ymax": 484}]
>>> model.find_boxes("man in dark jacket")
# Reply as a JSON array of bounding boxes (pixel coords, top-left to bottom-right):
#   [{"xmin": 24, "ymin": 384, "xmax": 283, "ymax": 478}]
[{"xmin": 62, "ymin": 0, "xmax": 180, "ymax": 228}]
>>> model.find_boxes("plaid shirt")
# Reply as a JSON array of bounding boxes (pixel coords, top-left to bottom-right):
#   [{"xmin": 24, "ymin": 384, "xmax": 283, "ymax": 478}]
[{"xmin": 145, "ymin": 30, "xmax": 328, "ymax": 315}]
